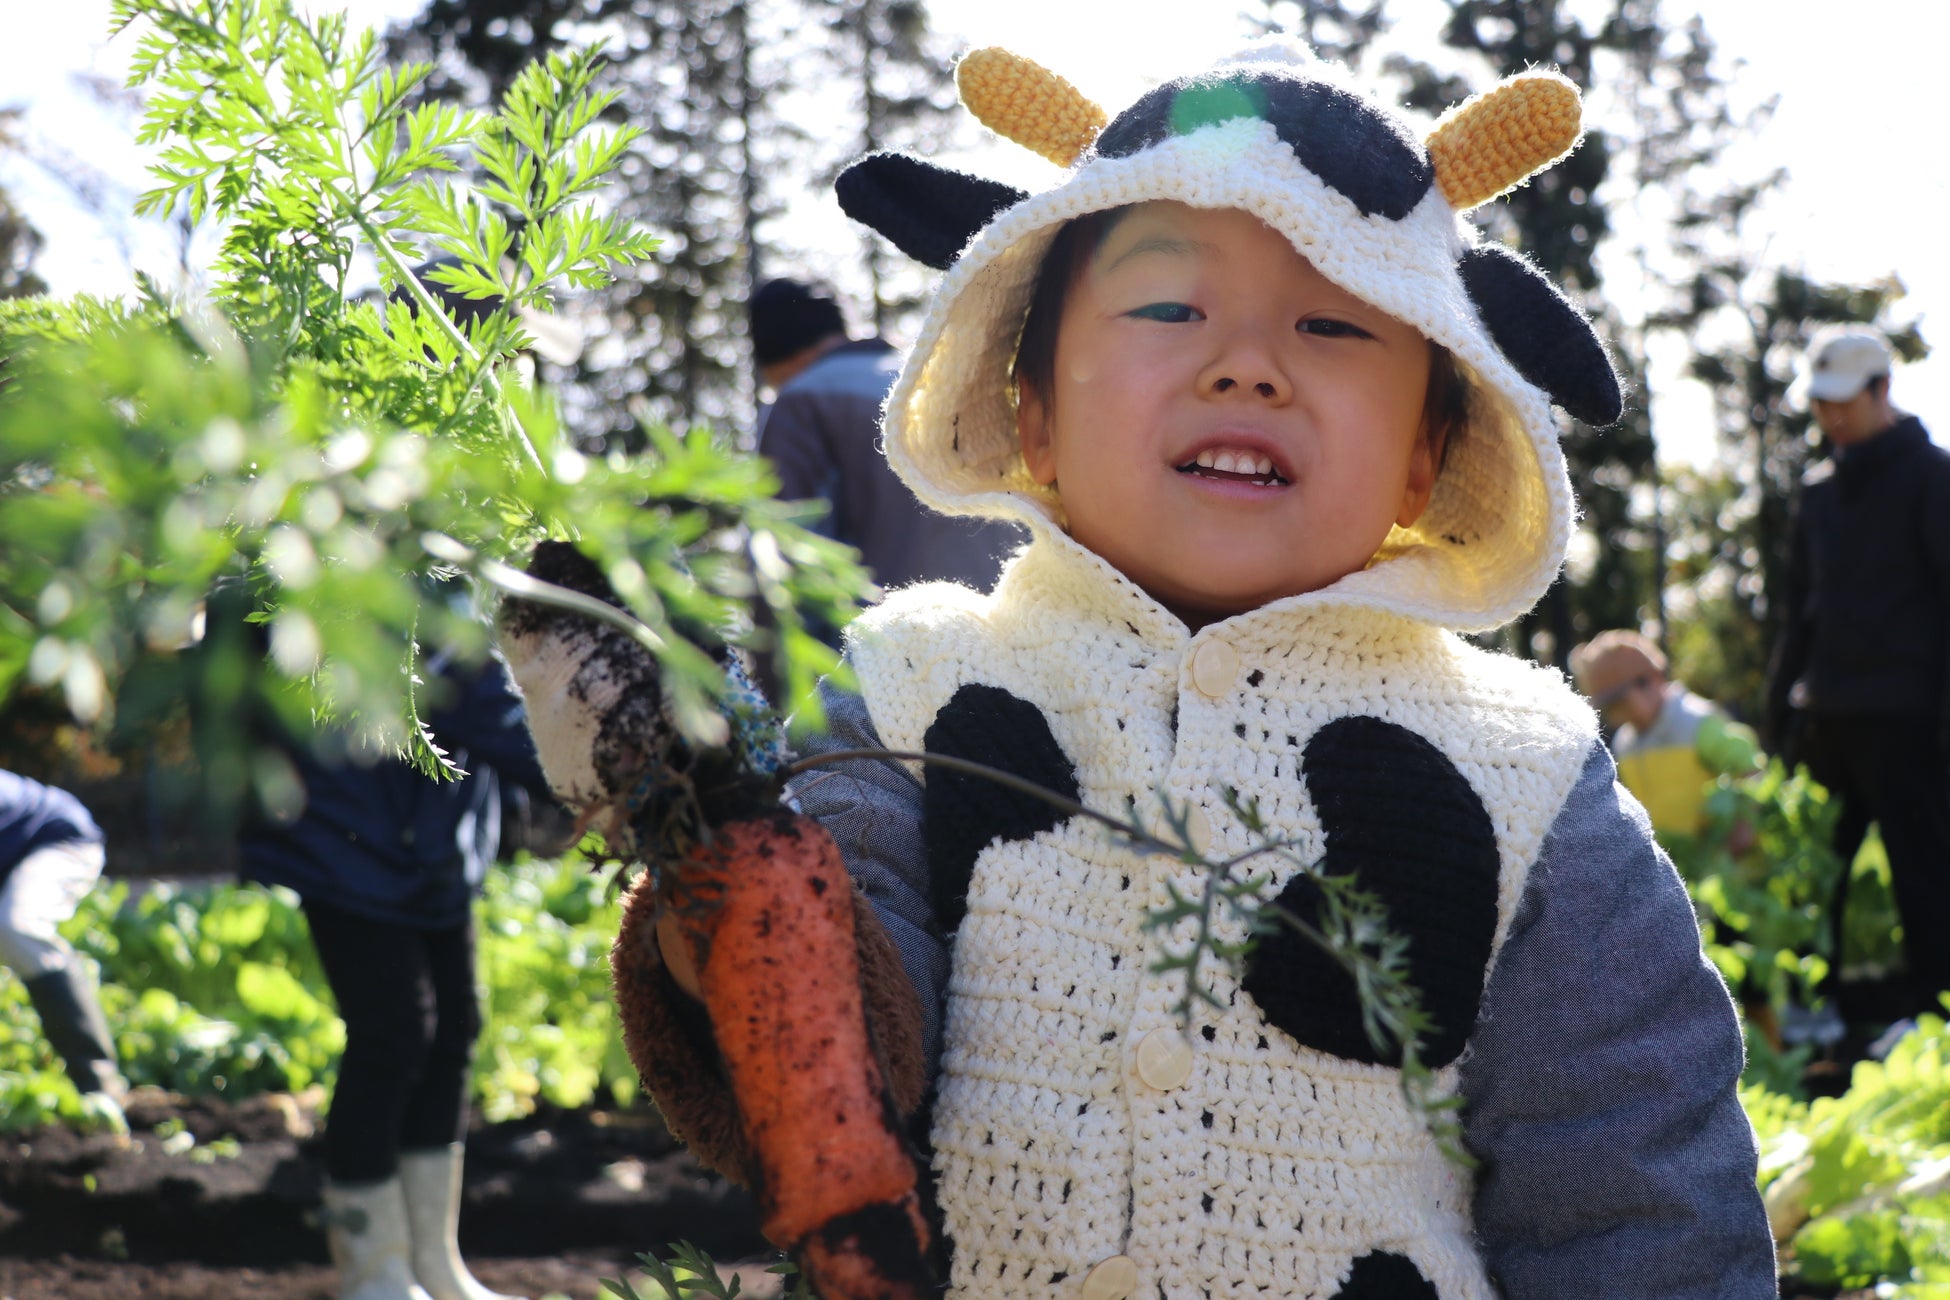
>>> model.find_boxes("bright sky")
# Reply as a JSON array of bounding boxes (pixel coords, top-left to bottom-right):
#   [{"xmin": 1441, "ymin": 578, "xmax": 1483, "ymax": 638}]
[{"xmin": 4, "ymin": 0, "xmax": 1944, "ymax": 468}]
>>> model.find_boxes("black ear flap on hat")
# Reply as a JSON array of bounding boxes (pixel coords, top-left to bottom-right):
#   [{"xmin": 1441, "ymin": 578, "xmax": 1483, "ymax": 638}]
[
  {"xmin": 1458, "ymin": 243, "xmax": 1623, "ymax": 427},
  {"xmin": 836, "ymin": 153, "xmax": 1028, "ymax": 271}
]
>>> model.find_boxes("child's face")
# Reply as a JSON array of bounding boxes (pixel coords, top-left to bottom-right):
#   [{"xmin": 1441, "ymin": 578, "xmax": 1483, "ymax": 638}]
[{"xmin": 1015, "ymin": 201, "xmax": 1441, "ymax": 625}]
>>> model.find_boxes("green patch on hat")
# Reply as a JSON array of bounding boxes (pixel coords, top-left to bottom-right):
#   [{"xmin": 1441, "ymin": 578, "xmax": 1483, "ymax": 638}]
[{"xmin": 1169, "ymin": 77, "xmax": 1269, "ymax": 137}]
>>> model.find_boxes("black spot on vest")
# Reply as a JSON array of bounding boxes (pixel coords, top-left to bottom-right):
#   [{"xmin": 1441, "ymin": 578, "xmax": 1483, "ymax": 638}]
[
  {"xmin": 923, "ymin": 684, "xmax": 1081, "ymax": 933},
  {"xmin": 1459, "ymin": 242, "xmax": 1622, "ymax": 426},
  {"xmin": 1240, "ymin": 716, "xmax": 1499, "ymax": 1068},
  {"xmin": 1330, "ymin": 1250, "xmax": 1440, "ymax": 1299},
  {"xmin": 1096, "ymin": 70, "xmax": 1431, "ymax": 221}
]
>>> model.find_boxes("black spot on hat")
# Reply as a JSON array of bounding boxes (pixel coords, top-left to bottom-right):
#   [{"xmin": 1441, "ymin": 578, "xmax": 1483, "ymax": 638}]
[
  {"xmin": 1460, "ymin": 242, "xmax": 1622, "ymax": 426},
  {"xmin": 1095, "ymin": 69, "xmax": 1431, "ymax": 220},
  {"xmin": 1241, "ymin": 716, "xmax": 1499, "ymax": 1068},
  {"xmin": 923, "ymin": 684, "xmax": 1081, "ymax": 932},
  {"xmin": 836, "ymin": 152, "xmax": 1028, "ymax": 271}
]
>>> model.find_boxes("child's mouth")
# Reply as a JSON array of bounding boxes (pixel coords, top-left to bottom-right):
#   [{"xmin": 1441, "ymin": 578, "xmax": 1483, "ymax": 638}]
[{"xmin": 1176, "ymin": 448, "xmax": 1290, "ymax": 487}]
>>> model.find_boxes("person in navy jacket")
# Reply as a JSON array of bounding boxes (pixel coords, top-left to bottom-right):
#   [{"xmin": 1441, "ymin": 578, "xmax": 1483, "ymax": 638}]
[{"xmin": 240, "ymin": 645, "xmax": 549, "ymax": 1300}]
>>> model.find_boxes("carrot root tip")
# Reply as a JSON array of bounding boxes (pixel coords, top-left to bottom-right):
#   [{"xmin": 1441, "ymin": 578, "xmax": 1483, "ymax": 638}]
[{"xmin": 795, "ymin": 1194, "xmax": 937, "ymax": 1299}]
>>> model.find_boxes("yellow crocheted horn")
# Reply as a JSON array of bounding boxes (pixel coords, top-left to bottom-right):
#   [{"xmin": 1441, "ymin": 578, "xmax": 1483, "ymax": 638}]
[
  {"xmin": 1425, "ymin": 71, "xmax": 1583, "ymax": 211},
  {"xmin": 956, "ymin": 47, "xmax": 1107, "ymax": 168}
]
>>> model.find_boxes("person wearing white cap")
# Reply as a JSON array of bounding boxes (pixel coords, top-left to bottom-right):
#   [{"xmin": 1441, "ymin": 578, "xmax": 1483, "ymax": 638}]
[{"xmin": 1769, "ymin": 323, "xmax": 1950, "ymax": 1021}]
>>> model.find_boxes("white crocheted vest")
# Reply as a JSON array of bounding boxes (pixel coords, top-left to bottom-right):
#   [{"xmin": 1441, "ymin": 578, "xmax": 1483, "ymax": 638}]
[{"xmin": 849, "ymin": 534, "xmax": 1595, "ymax": 1299}]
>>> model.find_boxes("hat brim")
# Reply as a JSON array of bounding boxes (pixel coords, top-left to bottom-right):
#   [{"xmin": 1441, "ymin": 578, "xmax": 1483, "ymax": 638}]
[{"xmin": 1803, "ymin": 371, "xmax": 1874, "ymax": 403}]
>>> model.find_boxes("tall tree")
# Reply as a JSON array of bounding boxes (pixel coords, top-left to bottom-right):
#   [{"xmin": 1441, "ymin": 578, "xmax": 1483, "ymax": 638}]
[
  {"xmin": 393, "ymin": 0, "xmax": 958, "ymax": 442},
  {"xmin": 1243, "ymin": 0, "xmax": 1390, "ymax": 67},
  {"xmin": 812, "ymin": 0, "xmax": 958, "ymax": 336},
  {"xmin": 1618, "ymin": 9, "xmax": 1926, "ymax": 714},
  {"xmin": 0, "ymin": 191, "xmax": 44, "ymax": 302},
  {"xmin": 1331, "ymin": 0, "xmax": 1771, "ymax": 668},
  {"xmin": 1402, "ymin": 0, "xmax": 1648, "ymax": 666},
  {"xmin": 1, "ymin": 112, "xmax": 48, "ymax": 301},
  {"xmin": 392, "ymin": 0, "xmax": 782, "ymax": 442}
]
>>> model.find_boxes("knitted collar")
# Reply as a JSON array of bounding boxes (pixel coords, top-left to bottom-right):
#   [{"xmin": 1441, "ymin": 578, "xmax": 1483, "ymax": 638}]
[
  {"xmin": 991, "ymin": 507, "xmax": 1471, "ymax": 654},
  {"xmin": 837, "ymin": 40, "xmax": 1623, "ymax": 633}
]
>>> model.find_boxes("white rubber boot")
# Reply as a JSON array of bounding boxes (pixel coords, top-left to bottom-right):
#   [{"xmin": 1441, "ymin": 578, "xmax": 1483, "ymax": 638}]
[
  {"xmin": 398, "ymin": 1144, "xmax": 525, "ymax": 1300},
  {"xmin": 323, "ymin": 1177, "xmax": 435, "ymax": 1300}
]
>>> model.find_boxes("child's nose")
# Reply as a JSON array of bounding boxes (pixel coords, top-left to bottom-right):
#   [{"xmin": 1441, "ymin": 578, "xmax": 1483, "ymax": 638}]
[
  {"xmin": 1198, "ymin": 328, "xmax": 1292, "ymax": 403},
  {"xmin": 1211, "ymin": 377, "xmax": 1281, "ymax": 399}
]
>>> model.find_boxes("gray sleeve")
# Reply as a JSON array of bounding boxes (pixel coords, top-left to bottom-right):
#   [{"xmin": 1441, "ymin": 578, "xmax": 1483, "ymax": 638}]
[
  {"xmin": 788, "ymin": 679, "xmax": 951, "ymax": 1075},
  {"xmin": 1459, "ymin": 741, "xmax": 1777, "ymax": 1298}
]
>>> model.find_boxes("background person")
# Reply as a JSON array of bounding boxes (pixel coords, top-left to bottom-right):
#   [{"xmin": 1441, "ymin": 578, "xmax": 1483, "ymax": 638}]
[
  {"xmin": 0, "ymin": 768, "xmax": 128, "ymax": 1130},
  {"xmin": 750, "ymin": 276, "xmax": 1022, "ymax": 592},
  {"xmin": 1571, "ymin": 629, "xmax": 1761, "ymax": 846},
  {"xmin": 1768, "ymin": 324, "xmax": 1950, "ymax": 1021},
  {"xmin": 239, "ymin": 646, "xmax": 548, "ymax": 1300}
]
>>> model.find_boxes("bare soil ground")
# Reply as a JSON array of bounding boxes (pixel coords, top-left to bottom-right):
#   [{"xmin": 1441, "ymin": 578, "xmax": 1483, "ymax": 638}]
[{"xmin": 0, "ymin": 1088, "xmax": 772, "ymax": 1299}]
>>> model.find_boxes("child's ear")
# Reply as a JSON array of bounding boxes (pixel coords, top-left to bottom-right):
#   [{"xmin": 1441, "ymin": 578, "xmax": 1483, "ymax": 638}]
[
  {"xmin": 1396, "ymin": 423, "xmax": 1445, "ymax": 528},
  {"xmin": 1016, "ymin": 384, "xmax": 1060, "ymax": 486}
]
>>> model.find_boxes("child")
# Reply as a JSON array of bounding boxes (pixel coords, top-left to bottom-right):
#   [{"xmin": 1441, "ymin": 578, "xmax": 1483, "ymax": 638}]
[{"xmin": 506, "ymin": 39, "xmax": 1775, "ymax": 1299}]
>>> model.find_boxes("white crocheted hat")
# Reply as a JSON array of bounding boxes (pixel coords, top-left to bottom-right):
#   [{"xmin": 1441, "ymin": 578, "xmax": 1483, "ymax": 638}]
[{"xmin": 835, "ymin": 40, "xmax": 1621, "ymax": 631}]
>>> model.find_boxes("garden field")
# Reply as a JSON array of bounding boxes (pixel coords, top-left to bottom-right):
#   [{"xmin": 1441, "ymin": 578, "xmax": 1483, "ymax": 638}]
[
  {"xmin": 0, "ymin": 857, "xmax": 776, "ymax": 1299},
  {"xmin": 1, "ymin": 767, "xmax": 1947, "ymax": 1297}
]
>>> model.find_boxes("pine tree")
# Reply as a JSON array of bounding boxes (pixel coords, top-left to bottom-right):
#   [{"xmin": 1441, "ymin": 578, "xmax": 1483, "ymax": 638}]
[
  {"xmin": 1, "ymin": 113, "xmax": 48, "ymax": 301},
  {"xmin": 1612, "ymin": 10, "xmax": 1927, "ymax": 719},
  {"xmin": 393, "ymin": 0, "xmax": 959, "ymax": 440},
  {"xmin": 807, "ymin": 0, "xmax": 958, "ymax": 337},
  {"xmin": 1348, "ymin": 0, "xmax": 1769, "ymax": 668},
  {"xmin": 392, "ymin": 0, "xmax": 782, "ymax": 441},
  {"xmin": 1245, "ymin": 0, "xmax": 1390, "ymax": 67}
]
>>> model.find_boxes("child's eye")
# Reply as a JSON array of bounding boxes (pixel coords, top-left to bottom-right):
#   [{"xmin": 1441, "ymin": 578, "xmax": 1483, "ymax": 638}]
[
  {"xmin": 1298, "ymin": 318, "xmax": 1373, "ymax": 339},
  {"xmin": 1128, "ymin": 302, "xmax": 1203, "ymax": 323}
]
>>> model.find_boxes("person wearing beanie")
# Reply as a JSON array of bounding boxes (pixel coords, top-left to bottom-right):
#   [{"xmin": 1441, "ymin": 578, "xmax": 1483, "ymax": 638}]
[
  {"xmin": 508, "ymin": 40, "xmax": 1776, "ymax": 1297},
  {"xmin": 749, "ymin": 276, "xmax": 1021, "ymax": 592},
  {"xmin": 0, "ymin": 770, "xmax": 128, "ymax": 1132},
  {"xmin": 1769, "ymin": 324, "xmax": 1950, "ymax": 1021}
]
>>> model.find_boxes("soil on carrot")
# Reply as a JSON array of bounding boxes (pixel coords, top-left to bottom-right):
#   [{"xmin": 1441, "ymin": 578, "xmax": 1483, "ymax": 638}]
[{"xmin": 0, "ymin": 1087, "xmax": 772, "ymax": 1299}]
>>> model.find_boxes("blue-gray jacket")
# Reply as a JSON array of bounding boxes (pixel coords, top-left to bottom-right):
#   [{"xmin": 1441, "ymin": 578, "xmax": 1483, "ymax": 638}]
[{"xmin": 758, "ymin": 339, "xmax": 1023, "ymax": 591}]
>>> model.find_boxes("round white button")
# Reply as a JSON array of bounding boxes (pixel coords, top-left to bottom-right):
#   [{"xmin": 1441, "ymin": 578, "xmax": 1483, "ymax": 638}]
[
  {"xmin": 1079, "ymin": 1254, "xmax": 1139, "ymax": 1300},
  {"xmin": 1135, "ymin": 1027, "xmax": 1194, "ymax": 1090},
  {"xmin": 1190, "ymin": 638, "xmax": 1239, "ymax": 698},
  {"xmin": 1183, "ymin": 804, "xmax": 1212, "ymax": 856}
]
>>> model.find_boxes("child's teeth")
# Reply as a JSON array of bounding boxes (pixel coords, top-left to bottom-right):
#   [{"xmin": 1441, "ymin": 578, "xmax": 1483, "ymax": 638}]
[{"xmin": 1187, "ymin": 447, "xmax": 1280, "ymax": 478}]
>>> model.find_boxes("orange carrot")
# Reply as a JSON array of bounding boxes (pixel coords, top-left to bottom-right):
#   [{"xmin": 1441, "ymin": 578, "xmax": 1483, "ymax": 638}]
[{"xmin": 661, "ymin": 811, "xmax": 934, "ymax": 1298}]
